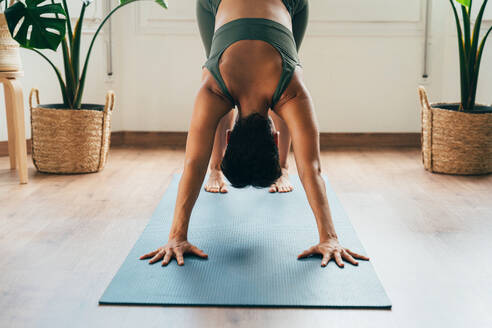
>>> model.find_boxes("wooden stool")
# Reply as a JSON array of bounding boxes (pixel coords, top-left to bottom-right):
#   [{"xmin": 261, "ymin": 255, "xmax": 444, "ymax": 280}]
[{"xmin": 1, "ymin": 71, "xmax": 28, "ymax": 184}]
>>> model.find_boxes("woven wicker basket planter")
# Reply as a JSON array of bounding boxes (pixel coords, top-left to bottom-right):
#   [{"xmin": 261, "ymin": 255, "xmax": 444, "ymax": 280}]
[
  {"xmin": 29, "ymin": 88, "xmax": 115, "ymax": 174},
  {"xmin": 0, "ymin": 13, "xmax": 22, "ymax": 72},
  {"xmin": 418, "ymin": 86, "xmax": 492, "ymax": 175}
]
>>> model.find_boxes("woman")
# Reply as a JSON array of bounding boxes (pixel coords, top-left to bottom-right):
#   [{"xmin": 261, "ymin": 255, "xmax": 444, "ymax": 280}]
[{"xmin": 140, "ymin": 0, "xmax": 370, "ymax": 268}]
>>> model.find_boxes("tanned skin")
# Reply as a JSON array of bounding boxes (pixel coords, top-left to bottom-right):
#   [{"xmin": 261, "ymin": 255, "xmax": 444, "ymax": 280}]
[{"xmin": 140, "ymin": 0, "xmax": 370, "ymax": 268}]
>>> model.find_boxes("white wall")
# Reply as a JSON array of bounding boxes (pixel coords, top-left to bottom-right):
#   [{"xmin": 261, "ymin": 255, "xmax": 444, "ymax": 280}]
[{"xmin": 1, "ymin": 0, "xmax": 491, "ymax": 141}]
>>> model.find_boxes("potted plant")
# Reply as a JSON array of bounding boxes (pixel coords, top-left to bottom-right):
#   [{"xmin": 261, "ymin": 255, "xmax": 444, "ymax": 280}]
[
  {"xmin": 418, "ymin": 0, "xmax": 492, "ymax": 175},
  {"xmin": 0, "ymin": 0, "xmax": 22, "ymax": 71},
  {"xmin": 4, "ymin": 0, "xmax": 167, "ymax": 173}
]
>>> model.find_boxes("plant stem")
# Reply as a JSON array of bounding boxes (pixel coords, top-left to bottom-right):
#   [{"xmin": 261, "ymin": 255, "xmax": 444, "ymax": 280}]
[
  {"xmin": 51, "ymin": 0, "xmax": 75, "ymax": 108},
  {"xmin": 61, "ymin": 37, "xmax": 76, "ymax": 106},
  {"xmin": 70, "ymin": 3, "xmax": 88, "ymax": 103},
  {"xmin": 29, "ymin": 47, "xmax": 71, "ymax": 107},
  {"xmin": 74, "ymin": 0, "xmax": 138, "ymax": 108},
  {"xmin": 61, "ymin": 0, "xmax": 73, "ymax": 44},
  {"xmin": 450, "ymin": 0, "xmax": 467, "ymax": 111}
]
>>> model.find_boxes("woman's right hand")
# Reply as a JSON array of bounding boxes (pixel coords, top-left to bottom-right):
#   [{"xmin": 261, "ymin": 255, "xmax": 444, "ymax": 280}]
[{"xmin": 139, "ymin": 239, "xmax": 208, "ymax": 266}]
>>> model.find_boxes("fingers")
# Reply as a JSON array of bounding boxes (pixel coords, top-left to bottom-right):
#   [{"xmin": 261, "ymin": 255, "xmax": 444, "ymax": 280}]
[
  {"xmin": 334, "ymin": 251, "xmax": 344, "ymax": 268},
  {"xmin": 161, "ymin": 250, "xmax": 173, "ymax": 266},
  {"xmin": 190, "ymin": 246, "xmax": 208, "ymax": 259},
  {"xmin": 139, "ymin": 250, "xmax": 158, "ymax": 260},
  {"xmin": 298, "ymin": 246, "xmax": 316, "ymax": 259},
  {"xmin": 175, "ymin": 249, "xmax": 184, "ymax": 266},
  {"xmin": 346, "ymin": 249, "xmax": 370, "ymax": 261},
  {"xmin": 148, "ymin": 250, "xmax": 165, "ymax": 264},
  {"xmin": 321, "ymin": 253, "xmax": 331, "ymax": 267},
  {"xmin": 341, "ymin": 250, "xmax": 358, "ymax": 266}
]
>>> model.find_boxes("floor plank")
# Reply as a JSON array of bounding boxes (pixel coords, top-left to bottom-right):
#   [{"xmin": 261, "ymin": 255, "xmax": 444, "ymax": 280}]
[{"xmin": 0, "ymin": 146, "xmax": 491, "ymax": 328}]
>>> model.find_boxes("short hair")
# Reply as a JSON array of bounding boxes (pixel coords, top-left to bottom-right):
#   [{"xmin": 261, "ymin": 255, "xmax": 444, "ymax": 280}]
[{"xmin": 221, "ymin": 113, "xmax": 282, "ymax": 188}]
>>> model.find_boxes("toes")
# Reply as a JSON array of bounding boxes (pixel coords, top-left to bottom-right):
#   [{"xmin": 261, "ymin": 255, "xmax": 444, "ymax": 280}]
[
  {"xmin": 205, "ymin": 183, "xmax": 227, "ymax": 193},
  {"xmin": 204, "ymin": 185, "xmax": 213, "ymax": 192},
  {"xmin": 269, "ymin": 184, "xmax": 278, "ymax": 193}
]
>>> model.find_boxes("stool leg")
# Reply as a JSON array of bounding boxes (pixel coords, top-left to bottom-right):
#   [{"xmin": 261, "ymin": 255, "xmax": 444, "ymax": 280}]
[
  {"xmin": 3, "ymin": 80, "xmax": 17, "ymax": 169},
  {"xmin": 4, "ymin": 78, "xmax": 28, "ymax": 184}
]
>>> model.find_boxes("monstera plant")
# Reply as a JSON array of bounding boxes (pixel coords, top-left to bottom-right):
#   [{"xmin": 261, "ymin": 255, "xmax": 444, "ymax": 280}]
[
  {"xmin": 449, "ymin": 0, "xmax": 491, "ymax": 112},
  {"xmin": 2, "ymin": 0, "xmax": 168, "ymax": 175},
  {"xmin": 4, "ymin": 0, "xmax": 168, "ymax": 108}
]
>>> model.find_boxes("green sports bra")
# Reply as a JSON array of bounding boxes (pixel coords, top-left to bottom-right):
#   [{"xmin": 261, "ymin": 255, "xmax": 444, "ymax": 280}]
[{"xmin": 202, "ymin": 1, "xmax": 303, "ymax": 107}]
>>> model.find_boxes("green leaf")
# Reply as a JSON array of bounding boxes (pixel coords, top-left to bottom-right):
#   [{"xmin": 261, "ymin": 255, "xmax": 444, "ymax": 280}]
[
  {"xmin": 479, "ymin": 25, "xmax": 492, "ymax": 53},
  {"xmin": 455, "ymin": 0, "xmax": 471, "ymax": 7},
  {"xmin": 61, "ymin": 38, "xmax": 76, "ymax": 103},
  {"xmin": 154, "ymin": 0, "xmax": 168, "ymax": 9},
  {"xmin": 450, "ymin": 0, "xmax": 469, "ymax": 109},
  {"xmin": 476, "ymin": 26, "xmax": 492, "ymax": 80},
  {"xmin": 120, "ymin": 0, "xmax": 167, "ymax": 9},
  {"xmin": 468, "ymin": 25, "xmax": 491, "ymax": 110},
  {"xmin": 61, "ymin": 0, "xmax": 73, "ymax": 45},
  {"xmin": 470, "ymin": 0, "xmax": 488, "ymax": 60},
  {"xmin": 70, "ymin": 2, "xmax": 89, "ymax": 100},
  {"xmin": 4, "ymin": 0, "xmax": 67, "ymax": 51}
]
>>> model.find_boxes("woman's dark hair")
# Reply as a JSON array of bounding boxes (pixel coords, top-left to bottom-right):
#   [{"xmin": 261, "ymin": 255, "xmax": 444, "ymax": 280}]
[{"xmin": 221, "ymin": 113, "xmax": 282, "ymax": 188}]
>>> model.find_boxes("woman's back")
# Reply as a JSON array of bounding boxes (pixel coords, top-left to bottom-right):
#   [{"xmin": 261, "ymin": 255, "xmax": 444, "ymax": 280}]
[
  {"xmin": 210, "ymin": 0, "xmax": 295, "ymax": 114},
  {"xmin": 214, "ymin": 0, "xmax": 292, "ymax": 31}
]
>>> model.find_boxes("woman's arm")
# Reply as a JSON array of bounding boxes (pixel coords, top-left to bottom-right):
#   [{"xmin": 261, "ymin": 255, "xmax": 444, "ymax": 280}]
[
  {"xmin": 274, "ymin": 70, "xmax": 369, "ymax": 267},
  {"xmin": 140, "ymin": 76, "xmax": 233, "ymax": 266}
]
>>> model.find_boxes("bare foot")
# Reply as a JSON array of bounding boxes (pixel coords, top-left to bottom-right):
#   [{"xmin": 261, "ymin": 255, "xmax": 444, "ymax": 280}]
[
  {"xmin": 269, "ymin": 168, "xmax": 294, "ymax": 193},
  {"xmin": 204, "ymin": 169, "xmax": 228, "ymax": 193}
]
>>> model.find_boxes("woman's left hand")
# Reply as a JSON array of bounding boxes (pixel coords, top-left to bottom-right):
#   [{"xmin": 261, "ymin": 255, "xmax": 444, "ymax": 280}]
[{"xmin": 297, "ymin": 237, "xmax": 370, "ymax": 267}]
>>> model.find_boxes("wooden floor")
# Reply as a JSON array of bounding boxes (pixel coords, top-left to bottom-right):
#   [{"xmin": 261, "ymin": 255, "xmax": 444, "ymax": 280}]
[{"xmin": 1, "ymin": 146, "xmax": 491, "ymax": 328}]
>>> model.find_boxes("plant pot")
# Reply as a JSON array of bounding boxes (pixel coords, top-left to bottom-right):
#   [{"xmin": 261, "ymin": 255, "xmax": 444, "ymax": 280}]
[
  {"xmin": 418, "ymin": 86, "xmax": 492, "ymax": 175},
  {"xmin": 29, "ymin": 88, "xmax": 115, "ymax": 174},
  {"xmin": 0, "ymin": 13, "xmax": 22, "ymax": 72}
]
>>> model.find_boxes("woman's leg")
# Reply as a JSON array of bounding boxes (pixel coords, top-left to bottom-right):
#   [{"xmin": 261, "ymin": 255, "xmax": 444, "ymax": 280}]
[
  {"xmin": 204, "ymin": 109, "xmax": 236, "ymax": 193},
  {"xmin": 196, "ymin": 0, "xmax": 234, "ymax": 193},
  {"xmin": 268, "ymin": 110, "xmax": 294, "ymax": 193},
  {"xmin": 267, "ymin": 0, "xmax": 309, "ymax": 193}
]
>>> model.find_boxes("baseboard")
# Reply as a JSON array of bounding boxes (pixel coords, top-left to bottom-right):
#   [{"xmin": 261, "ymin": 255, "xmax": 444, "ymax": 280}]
[
  {"xmin": 110, "ymin": 131, "xmax": 188, "ymax": 148},
  {"xmin": 0, "ymin": 131, "xmax": 420, "ymax": 157},
  {"xmin": 319, "ymin": 132, "xmax": 420, "ymax": 148},
  {"xmin": 112, "ymin": 131, "xmax": 421, "ymax": 148}
]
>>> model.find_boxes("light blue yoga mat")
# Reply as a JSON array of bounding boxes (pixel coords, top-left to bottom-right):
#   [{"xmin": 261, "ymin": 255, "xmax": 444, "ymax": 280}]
[{"xmin": 100, "ymin": 174, "xmax": 391, "ymax": 308}]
